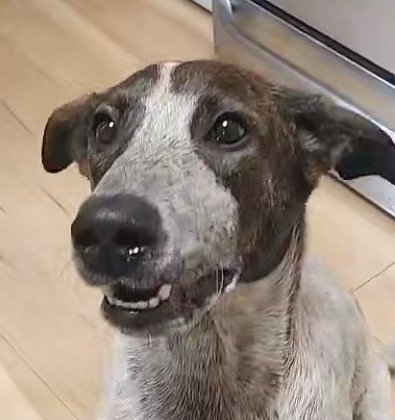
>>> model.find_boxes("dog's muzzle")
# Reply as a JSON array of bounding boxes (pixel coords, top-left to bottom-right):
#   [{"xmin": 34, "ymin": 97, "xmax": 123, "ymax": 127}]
[
  {"xmin": 71, "ymin": 193, "xmax": 163, "ymax": 281},
  {"xmin": 71, "ymin": 193, "xmax": 239, "ymax": 333}
]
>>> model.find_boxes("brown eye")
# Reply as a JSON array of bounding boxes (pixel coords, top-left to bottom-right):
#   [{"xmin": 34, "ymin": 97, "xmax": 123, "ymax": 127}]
[
  {"xmin": 93, "ymin": 112, "xmax": 117, "ymax": 144},
  {"xmin": 210, "ymin": 112, "xmax": 247, "ymax": 148}
]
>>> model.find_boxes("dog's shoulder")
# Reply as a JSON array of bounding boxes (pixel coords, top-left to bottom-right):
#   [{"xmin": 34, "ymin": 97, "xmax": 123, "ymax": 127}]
[
  {"xmin": 300, "ymin": 258, "xmax": 365, "ymax": 332},
  {"xmin": 275, "ymin": 259, "xmax": 369, "ymax": 418},
  {"xmin": 299, "ymin": 258, "xmax": 368, "ymax": 367}
]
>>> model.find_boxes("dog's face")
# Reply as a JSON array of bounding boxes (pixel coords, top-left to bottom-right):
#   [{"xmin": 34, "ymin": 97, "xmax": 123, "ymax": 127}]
[{"xmin": 42, "ymin": 61, "xmax": 395, "ymax": 334}]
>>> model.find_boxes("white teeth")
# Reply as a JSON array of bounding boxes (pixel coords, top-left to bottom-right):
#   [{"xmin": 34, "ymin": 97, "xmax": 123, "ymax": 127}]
[
  {"xmin": 105, "ymin": 283, "xmax": 172, "ymax": 311},
  {"xmin": 106, "ymin": 295, "xmax": 116, "ymax": 305},
  {"xmin": 107, "ymin": 296, "xmax": 147, "ymax": 310},
  {"xmin": 158, "ymin": 284, "xmax": 172, "ymax": 301},
  {"xmin": 133, "ymin": 300, "xmax": 148, "ymax": 310},
  {"xmin": 148, "ymin": 297, "xmax": 160, "ymax": 308}
]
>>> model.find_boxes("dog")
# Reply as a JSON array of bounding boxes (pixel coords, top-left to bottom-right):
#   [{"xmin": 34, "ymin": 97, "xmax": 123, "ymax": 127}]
[{"xmin": 41, "ymin": 60, "xmax": 395, "ymax": 419}]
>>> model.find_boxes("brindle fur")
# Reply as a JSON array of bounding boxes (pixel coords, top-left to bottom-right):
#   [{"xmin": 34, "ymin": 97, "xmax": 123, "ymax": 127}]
[{"xmin": 42, "ymin": 61, "xmax": 393, "ymax": 419}]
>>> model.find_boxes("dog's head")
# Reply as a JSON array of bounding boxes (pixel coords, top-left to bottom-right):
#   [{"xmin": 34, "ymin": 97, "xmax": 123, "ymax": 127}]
[{"xmin": 42, "ymin": 61, "xmax": 395, "ymax": 334}]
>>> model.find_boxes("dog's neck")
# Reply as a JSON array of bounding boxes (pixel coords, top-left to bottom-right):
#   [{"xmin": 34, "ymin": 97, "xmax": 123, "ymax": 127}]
[
  {"xmin": 121, "ymin": 225, "xmax": 304, "ymax": 419},
  {"xmin": 240, "ymin": 207, "xmax": 305, "ymax": 285}
]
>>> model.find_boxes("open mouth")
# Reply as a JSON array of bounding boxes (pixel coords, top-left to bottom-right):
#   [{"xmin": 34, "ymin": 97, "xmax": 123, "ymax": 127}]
[
  {"xmin": 101, "ymin": 267, "xmax": 239, "ymax": 332},
  {"xmin": 104, "ymin": 283, "xmax": 172, "ymax": 311}
]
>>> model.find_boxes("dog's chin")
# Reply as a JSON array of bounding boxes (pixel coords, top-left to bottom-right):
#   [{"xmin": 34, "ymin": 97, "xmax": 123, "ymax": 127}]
[{"xmin": 99, "ymin": 267, "xmax": 240, "ymax": 336}]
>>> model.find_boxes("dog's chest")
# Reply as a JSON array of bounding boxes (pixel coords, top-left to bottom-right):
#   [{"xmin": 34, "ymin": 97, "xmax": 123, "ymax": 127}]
[
  {"xmin": 107, "ymin": 354, "xmax": 352, "ymax": 420},
  {"xmin": 106, "ymin": 333, "xmax": 280, "ymax": 420},
  {"xmin": 273, "ymin": 356, "xmax": 354, "ymax": 420},
  {"xmin": 106, "ymin": 325, "xmax": 357, "ymax": 420}
]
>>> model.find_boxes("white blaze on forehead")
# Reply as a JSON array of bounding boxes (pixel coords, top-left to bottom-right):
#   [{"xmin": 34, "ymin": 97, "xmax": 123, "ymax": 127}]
[
  {"xmin": 95, "ymin": 62, "xmax": 239, "ymax": 266},
  {"xmin": 137, "ymin": 62, "xmax": 196, "ymax": 154}
]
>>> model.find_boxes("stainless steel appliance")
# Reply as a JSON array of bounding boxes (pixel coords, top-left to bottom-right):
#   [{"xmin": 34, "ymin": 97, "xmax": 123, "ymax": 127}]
[{"xmin": 211, "ymin": 0, "xmax": 395, "ymax": 218}]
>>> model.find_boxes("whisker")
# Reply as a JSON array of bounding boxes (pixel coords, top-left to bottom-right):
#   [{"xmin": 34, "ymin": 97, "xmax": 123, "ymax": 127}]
[{"xmin": 214, "ymin": 266, "xmax": 225, "ymax": 301}]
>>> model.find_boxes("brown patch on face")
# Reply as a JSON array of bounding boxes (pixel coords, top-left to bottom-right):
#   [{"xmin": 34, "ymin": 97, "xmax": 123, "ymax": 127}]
[
  {"xmin": 170, "ymin": 61, "xmax": 395, "ymax": 284},
  {"xmin": 171, "ymin": 61, "xmax": 310, "ymax": 282},
  {"xmin": 42, "ymin": 63, "xmax": 160, "ymax": 184},
  {"xmin": 86, "ymin": 93, "xmax": 143, "ymax": 185},
  {"xmin": 88, "ymin": 64, "xmax": 161, "ymax": 186},
  {"xmin": 116, "ymin": 63, "xmax": 160, "ymax": 91}
]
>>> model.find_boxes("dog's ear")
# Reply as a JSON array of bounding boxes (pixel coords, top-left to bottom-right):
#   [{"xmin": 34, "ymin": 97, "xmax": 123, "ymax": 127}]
[
  {"xmin": 42, "ymin": 94, "xmax": 96, "ymax": 175},
  {"xmin": 275, "ymin": 88, "xmax": 395, "ymax": 185}
]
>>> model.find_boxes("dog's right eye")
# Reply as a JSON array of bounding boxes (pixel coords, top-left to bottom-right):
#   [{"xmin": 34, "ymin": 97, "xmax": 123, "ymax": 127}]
[{"xmin": 93, "ymin": 112, "xmax": 117, "ymax": 145}]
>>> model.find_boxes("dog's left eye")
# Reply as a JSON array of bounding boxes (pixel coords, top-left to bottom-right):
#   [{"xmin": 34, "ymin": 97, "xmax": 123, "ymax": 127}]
[
  {"xmin": 211, "ymin": 113, "xmax": 247, "ymax": 147},
  {"xmin": 93, "ymin": 112, "xmax": 117, "ymax": 144}
]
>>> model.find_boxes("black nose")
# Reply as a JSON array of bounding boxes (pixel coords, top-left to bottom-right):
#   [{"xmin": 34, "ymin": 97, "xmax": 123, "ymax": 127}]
[{"xmin": 71, "ymin": 194, "xmax": 162, "ymax": 280}]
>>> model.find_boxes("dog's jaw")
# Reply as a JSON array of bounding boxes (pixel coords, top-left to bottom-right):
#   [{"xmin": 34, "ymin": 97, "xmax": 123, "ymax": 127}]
[{"xmin": 99, "ymin": 267, "xmax": 242, "ymax": 335}]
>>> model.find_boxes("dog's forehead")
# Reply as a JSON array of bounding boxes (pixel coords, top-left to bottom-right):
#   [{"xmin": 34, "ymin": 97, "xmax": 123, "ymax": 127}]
[
  {"xmin": 109, "ymin": 60, "xmax": 267, "ymax": 107},
  {"xmin": 135, "ymin": 62, "xmax": 198, "ymax": 140},
  {"xmin": 170, "ymin": 60, "xmax": 258, "ymax": 97}
]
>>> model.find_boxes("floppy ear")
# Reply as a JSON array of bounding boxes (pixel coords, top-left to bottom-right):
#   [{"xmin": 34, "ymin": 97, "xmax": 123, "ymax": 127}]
[
  {"xmin": 275, "ymin": 89, "xmax": 395, "ymax": 185},
  {"xmin": 42, "ymin": 94, "xmax": 96, "ymax": 175}
]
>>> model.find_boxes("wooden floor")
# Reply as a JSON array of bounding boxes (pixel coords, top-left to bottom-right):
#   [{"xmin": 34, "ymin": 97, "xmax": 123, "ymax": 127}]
[{"xmin": 0, "ymin": 0, "xmax": 393, "ymax": 418}]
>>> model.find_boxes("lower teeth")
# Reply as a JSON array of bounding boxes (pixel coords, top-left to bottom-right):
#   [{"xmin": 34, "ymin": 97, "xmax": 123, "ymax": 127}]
[{"xmin": 106, "ymin": 284, "xmax": 172, "ymax": 310}]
